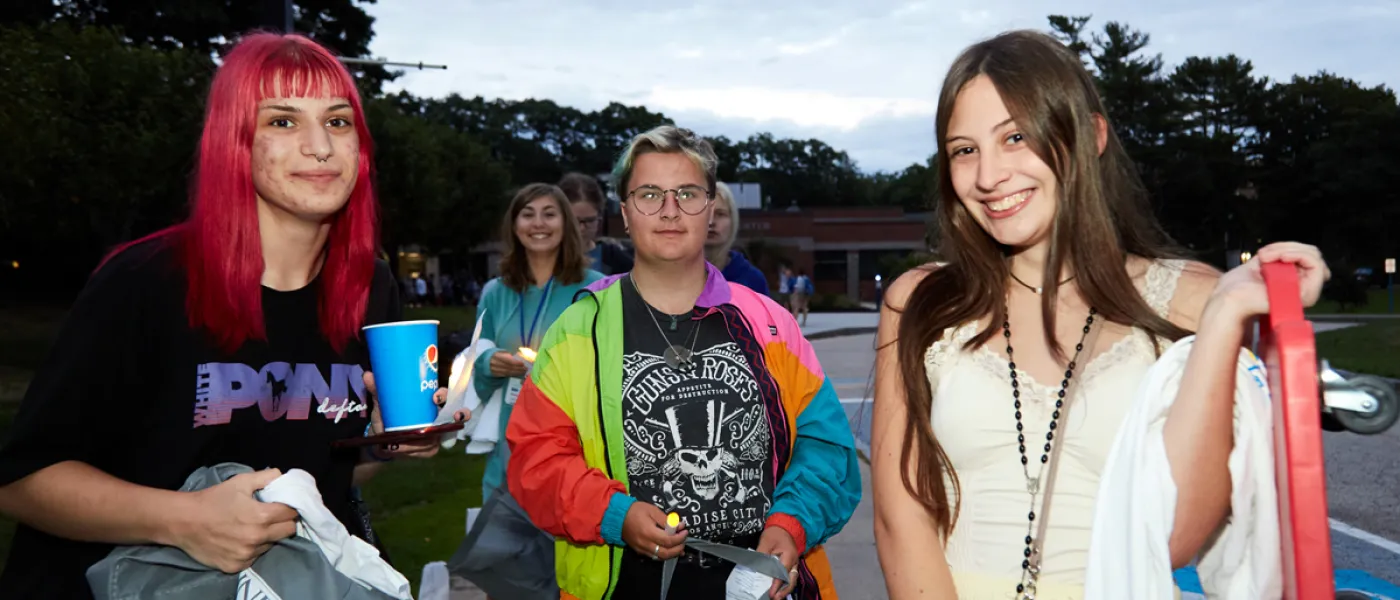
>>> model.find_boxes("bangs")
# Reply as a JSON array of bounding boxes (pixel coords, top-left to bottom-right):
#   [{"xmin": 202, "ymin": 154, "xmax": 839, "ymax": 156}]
[{"xmin": 256, "ymin": 43, "xmax": 355, "ymax": 100}]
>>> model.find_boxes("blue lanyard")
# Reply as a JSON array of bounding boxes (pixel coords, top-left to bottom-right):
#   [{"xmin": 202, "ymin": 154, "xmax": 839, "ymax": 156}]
[{"xmin": 518, "ymin": 278, "xmax": 554, "ymax": 349}]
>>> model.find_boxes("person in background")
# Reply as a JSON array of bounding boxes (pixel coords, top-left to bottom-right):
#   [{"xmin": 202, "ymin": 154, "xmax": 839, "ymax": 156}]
[
  {"xmin": 0, "ymin": 32, "xmax": 451, "ymax": 600},
  {"xmin": 468, "ymin": 182, "xmax": 603, "ymax": 503},
  {"xmin": 789, "ymin": 269, "xmax": 812, "ymax": 327},
  {"xmin": 559, "ymin": 171, "xmax": 634, "ymax": 275},
  {"xmin": 706, "ymin": 181, "xmax": 770, "ymax": 296},
  {"xmin": 507, "ymin": 125, "xmax": 860, "ymax": 600},
  {"xmin": 413, "ymin": 274, "xmax": 428, "ymax": 307},
  {"xmin": 776, "ymin": 264, "xmax": 794, "ymax": 309}
]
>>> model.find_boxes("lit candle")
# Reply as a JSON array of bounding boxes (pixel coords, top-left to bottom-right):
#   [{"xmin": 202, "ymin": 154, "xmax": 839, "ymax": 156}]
[
  {"xmin": 517, "ymin": 347, "xmax": 538, "ymax": 362},
  {"xmin": 666, "ymin": 512, "xmax": 680, "ymax": 533}
]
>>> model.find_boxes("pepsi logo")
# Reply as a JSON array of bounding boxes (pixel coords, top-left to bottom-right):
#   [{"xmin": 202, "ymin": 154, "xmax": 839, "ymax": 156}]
[{"xmin": 425, "ymin": 344, "xmax": 439, "ymax": 372}]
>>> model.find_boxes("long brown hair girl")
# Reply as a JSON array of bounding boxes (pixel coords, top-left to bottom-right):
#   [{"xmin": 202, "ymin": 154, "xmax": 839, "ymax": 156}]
[{"xmin": 871, "ymin": 29, "xmax": 1327, "ymax": 598}]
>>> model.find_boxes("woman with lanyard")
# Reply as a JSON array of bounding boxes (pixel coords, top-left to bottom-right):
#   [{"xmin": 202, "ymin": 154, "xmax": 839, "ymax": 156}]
[
  {"xmin": 469, "ymin": 182, "xmax": 603, "ymax": 502},
  {"xmin": 871, "ymin": 31, "xmax": 1327, "ymax": 598},
  {"xmin": 505, "ymin": 126, "xmax": 860, "ymax": 600}
]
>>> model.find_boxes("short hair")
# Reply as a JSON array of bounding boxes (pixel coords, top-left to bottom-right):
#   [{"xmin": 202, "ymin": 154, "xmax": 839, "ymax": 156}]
[{"xmin": 610, "ymin": 125, "xmax": 718, "ymax": 197}]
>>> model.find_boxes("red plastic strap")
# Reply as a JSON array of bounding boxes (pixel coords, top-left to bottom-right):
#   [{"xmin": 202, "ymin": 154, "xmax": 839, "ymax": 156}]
[{"xmin": 1260, "ymin": 261, "xmax": 1333, "ymax": 600}]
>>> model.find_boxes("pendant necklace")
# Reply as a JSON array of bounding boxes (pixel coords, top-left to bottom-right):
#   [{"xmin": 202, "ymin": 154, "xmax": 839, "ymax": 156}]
[
  {"xmin": 1008, "ymin": 271, "xmax": 1076, "ymax": 296},
  {"xmin": 630, "ymin": 276, "xmax": 702, "ymax": 373}
]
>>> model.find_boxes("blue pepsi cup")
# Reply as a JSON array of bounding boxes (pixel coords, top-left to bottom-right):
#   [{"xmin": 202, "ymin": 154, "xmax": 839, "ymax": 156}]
[{"xmin": 363, "ymin": 320, "xmax": 440, "ymax": 431}]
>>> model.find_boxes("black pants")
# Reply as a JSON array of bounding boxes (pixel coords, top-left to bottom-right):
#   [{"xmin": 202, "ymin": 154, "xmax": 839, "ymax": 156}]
[{"xmin": 609, "ymin": 549, "xmax": 736, "ymax": 600}]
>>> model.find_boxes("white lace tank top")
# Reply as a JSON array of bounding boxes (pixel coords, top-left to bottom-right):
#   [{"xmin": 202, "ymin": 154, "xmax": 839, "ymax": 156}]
[{"xmin": 924, "ymin": 259, "xmax": 1186, "ymax": 598}]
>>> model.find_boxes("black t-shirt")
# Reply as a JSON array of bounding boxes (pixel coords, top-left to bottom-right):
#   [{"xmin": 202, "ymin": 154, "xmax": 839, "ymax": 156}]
[
  {"xmin": 0, "ymin": 238, "xmax": 401, "ymax": 599},
  {"xmin": 611, "ymin": 277, "xmax": 773, "ymax": 599}
]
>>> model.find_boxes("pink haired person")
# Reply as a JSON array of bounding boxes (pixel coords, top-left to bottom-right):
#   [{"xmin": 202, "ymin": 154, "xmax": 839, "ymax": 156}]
[{"xmin": 0, "ymin": 32, "xmax": 450, "ymax": 599}]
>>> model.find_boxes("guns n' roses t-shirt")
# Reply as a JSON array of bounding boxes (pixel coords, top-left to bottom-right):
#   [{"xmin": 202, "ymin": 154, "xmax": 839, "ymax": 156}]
[{"xmin": 611, "ymin": 277, "xmax": 774, "ymax": 599}]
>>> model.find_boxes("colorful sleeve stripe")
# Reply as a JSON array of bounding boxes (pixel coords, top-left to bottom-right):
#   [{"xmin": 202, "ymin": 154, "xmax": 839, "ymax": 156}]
[{"xmin": 507, "ymin": 349, "xmax": 624, "ymax": 544}]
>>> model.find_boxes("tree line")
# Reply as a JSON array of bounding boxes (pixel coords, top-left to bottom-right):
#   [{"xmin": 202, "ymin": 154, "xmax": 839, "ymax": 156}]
[
  {"xmin": 1045, "ymin": 16, "xmax": 1399, "ymax": 283},
  {"xmin": 0, "ymin": 3, "xmax": 1395, "ymax": 301}
]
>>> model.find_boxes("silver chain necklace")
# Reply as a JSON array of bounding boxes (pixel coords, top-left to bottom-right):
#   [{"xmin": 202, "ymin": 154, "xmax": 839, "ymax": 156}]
[{"xmin": 630, "ymin": 276, "xmax": 703, "ymax": 373}]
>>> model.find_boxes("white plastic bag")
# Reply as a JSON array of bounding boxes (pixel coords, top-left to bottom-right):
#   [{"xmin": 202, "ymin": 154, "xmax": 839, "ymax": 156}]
[
  {"xmin": 419, "ymin": 561, "xmax": 450, "ymax": 600},
  {"xmin": 439, "ymin": 311, "xmax": 492, "ymax": 449}
]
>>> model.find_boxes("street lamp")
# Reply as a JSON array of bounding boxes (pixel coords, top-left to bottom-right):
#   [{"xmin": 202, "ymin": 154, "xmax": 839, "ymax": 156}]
[
  {"xmin": 262, "ymin": 0, "xmax": 447, "ymax": 70},
  {"xmin": 338, "ymin": 57, "xmax": 447, "ymax": 70}
]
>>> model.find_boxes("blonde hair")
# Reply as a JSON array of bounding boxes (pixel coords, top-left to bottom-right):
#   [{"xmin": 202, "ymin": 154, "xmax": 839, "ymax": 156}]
[
  {"xmin": 706, "ymin": 181, "xmax": 740, "ymax": 265},
  {"xmin": 611, "ymin": 125, "xmax": 718, "ymax": 196}
]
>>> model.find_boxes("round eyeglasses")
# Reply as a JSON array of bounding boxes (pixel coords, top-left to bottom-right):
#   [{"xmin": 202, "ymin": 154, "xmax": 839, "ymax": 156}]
[{"xmin": 625, "ymin": 185, "xmax": 713, "ymax": 216}]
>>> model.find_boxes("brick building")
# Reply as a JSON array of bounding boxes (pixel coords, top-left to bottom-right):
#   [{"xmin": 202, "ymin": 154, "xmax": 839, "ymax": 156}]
[{"xmin": 609, "ymin": 206, "xmax": 931, "ymax": 303}]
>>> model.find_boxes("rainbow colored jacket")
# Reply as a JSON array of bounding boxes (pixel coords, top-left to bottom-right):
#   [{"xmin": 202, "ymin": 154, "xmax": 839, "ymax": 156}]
[{"xmin": 506, "ymin": 264, "xmax": 861, "ymax": 600}]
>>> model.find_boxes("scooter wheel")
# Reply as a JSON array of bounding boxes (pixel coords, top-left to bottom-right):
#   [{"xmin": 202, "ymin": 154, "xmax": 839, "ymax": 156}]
[{"xmin": 1334, "ymin": 375, "xmax": 1400, "ymax": 435}]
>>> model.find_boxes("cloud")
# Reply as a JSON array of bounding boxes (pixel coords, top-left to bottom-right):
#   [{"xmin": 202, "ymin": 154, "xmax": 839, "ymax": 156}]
[
  {"xmin": 777, "ymin": 26, "xmax": 850, "ymax": 56},
  {"xmin": 890, "ymin": 1, "xmax": 934, "ymax": 19},
  {"xmin": 366, "ymin": 0, "xmax": 1400, "ymax": 173},
  {"xmin": 958, "ymin": 9, "xmax": 994, "ymax": 25},
  {"xmin": 642, "ymin": 86, "xmax": 934, "ymax": 131}
]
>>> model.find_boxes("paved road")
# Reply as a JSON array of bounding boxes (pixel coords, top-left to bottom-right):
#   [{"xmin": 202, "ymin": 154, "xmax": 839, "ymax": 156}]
[{"xmin": 815, "ymin": 331, "xmax": 1400, "ymax": 595}]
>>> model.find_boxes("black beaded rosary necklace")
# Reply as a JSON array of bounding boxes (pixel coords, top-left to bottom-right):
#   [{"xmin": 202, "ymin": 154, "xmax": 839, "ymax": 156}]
[{"xmin": 1002, "ymin": 305, "xmax": 1097, "ymax": 600}]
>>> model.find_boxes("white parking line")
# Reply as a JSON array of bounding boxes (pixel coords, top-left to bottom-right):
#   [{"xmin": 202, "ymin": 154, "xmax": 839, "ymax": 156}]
[
  {"xmin": 1331, "ymin": 518, "xmax": 1400, "ymax": 557},
  {"xmin": 839, "ymin": 397, "xmax": 870, "ymax": 405}
]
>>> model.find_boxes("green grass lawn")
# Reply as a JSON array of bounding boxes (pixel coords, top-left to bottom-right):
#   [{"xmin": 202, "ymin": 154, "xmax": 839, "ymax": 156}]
[
  {"xmin": 361, "ymin": 449, "xmax": 487, "ymax": 595},
  {"xmin": 1308, "ymin": 288, "xmax": 1399, "ymax": 315},
  {"xmin": 1315, "ymin": 320, "xmax": 1400, "ymax": 378}
]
